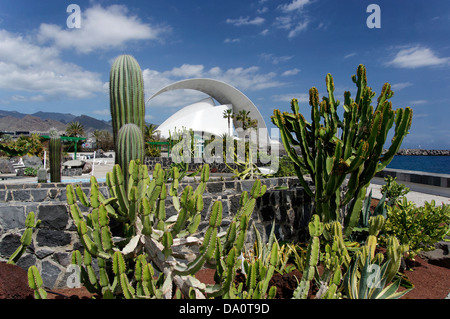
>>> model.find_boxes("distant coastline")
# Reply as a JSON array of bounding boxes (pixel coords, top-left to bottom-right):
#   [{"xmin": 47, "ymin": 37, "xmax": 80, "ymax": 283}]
[{"xmin": 395, "ymin": 149, "xmax": 450, "ymax": 156}]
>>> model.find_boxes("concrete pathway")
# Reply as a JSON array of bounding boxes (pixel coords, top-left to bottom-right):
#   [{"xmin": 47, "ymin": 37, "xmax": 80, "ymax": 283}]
[{"xmin": 368, "ymin": 177, "xmax": 449, "ymax": 207}]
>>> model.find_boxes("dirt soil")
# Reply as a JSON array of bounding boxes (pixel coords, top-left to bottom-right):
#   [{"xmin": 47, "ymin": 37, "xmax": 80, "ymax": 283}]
[
  {"xmin": 2, "ymin": 253, "xmax": 449, "ymax": 300},
  {"xmin": 1, "ymin": 199, "xmax": 448, "ymax": 299},
  {"xmin": 42, "ymin": 256, "xmax": 450, "ymax": 299}
]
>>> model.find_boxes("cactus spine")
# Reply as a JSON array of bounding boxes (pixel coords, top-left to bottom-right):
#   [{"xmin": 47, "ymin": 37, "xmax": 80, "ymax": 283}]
[
  {"xmin": 49, "ymin": 136, "xmax": 61, "ymax": 183},
  {"xmin": 271, "ymin": 64, "xmax": 413, "ymax": 234},
  {"xmin": 109, "ymin": 54, "xmax": 145, "ymax": 161}
]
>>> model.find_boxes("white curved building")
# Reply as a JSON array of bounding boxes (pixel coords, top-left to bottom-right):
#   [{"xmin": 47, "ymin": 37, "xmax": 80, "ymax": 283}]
[
  {"xmin": 155, "ymin": 97, "xmax": 232, "ymax": 139},
  {"xmin": 147, "ymin": 78, "xmax": 280, "ymax": 153}
]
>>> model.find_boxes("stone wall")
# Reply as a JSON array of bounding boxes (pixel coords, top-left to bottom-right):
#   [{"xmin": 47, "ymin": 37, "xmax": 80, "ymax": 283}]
[{"xmin": 0, "ymin": 176, "xmax": 312, "ymax": 289}]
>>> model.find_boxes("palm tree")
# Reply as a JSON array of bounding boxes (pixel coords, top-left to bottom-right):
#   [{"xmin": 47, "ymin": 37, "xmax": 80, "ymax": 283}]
[
  {"xmin": 248, "ymin": 118, "xmax": 258, "ymax": 129},
  {"xmin": 144, "ymin": 124, "xmax": 161, "ymax": 157},
  {"xmin": 222, "ymin": 109, "xmax": 234, "ymax": 136},
  {"xmin": 144, "ymin": 124, "xmax": 159, "ymax": 142},
  {"xmin": 235, "ymin": 110, "xmax": 251, "ymax": 130},
  {"xmin": 65, "ymin": 121, "xmax": 85, "ymax": 137}
]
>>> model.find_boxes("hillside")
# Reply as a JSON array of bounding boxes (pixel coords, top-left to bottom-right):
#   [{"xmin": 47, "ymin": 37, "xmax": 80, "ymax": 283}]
[
  {"xmin": 0, "ymin": 115, "xmax": 67, "ymax": 132},
  {"xmin": 0, "ymin": 110, "xmax": 112, "ymax": 135}
]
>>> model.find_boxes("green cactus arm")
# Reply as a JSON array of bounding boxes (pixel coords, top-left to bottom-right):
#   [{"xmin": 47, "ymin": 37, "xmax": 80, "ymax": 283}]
[
  {"xmin": 8, "ymin": 211, "xmax": 40, "ymax": 265},
  {"xmin": 343, "ymin": 185, "xmax": 367, "ymax": 236},
  {"xmin": 27, "ymin": 266, "xmax": 47, "ymax": 299},
  {"xmin": 378, "ymin": 107, "xmax": 413, "ymax": 171}
]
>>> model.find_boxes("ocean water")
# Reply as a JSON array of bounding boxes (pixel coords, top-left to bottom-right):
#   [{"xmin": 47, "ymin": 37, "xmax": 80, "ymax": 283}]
[{"xmin": 386, "ymin": 155, "xmax": 450, "ymax": 175}]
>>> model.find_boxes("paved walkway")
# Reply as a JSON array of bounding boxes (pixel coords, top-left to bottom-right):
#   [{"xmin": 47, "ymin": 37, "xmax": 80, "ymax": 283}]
[{"xmin": 368, "ymin": 177, "xmax": 449, "ymax": 206}]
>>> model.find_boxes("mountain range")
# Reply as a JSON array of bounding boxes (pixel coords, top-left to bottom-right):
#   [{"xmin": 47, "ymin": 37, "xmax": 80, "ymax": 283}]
[{"xmin": 0, "ymin": 109, "xmax": 113, "ymax": 135}]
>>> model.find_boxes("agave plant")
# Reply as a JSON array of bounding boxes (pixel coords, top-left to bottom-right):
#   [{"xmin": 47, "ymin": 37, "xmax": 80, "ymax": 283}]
[{"xmin": 343, "ymin": 255, "xmax": 412, "ymax": 299}]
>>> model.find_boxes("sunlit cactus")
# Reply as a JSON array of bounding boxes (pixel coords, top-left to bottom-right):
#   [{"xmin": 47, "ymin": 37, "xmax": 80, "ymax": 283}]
[
  {"xmin": 271, "ymin": 64, "xmax": 413, "ymax": 235},
  {"xmin": 109, "ymin": 54, "xmax": 145, "ymax": 160}
]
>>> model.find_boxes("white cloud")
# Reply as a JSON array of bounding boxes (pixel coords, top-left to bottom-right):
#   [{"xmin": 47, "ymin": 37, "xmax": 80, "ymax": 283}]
[
  {"xmin": 259, "ymin": 53, "xmax": 293, "ymax": 64},
  {"xmin": 344, "ymin": 52, "xmax": 357, "ymax": 59},
  {"xmin": 260, "ymin": 29, "xmax": 270, "ymax": 36},
  {"xmin": 282, "ymin": 68, "xmax": 301, "ymax": 76},
  {"xmin": 0, "ymin": 30, "xmax": 104, "ymax": 100},
  {"xmin": 226, "ymin": 16, "xmax": 265, "ymax": 26},
  {"xmin": 257, "ymin": 7, "xmax": 269, "ymax": 14},
  {"xmin": 278, "ymin": 0, "xmax": 312, "ymax": 13},
  {"xmin": 409, "ymin": 100, "xmax": 428, "ymax": 105},
  {"xmin": 92, "ymin": 109, "xmax": 110, "ymax": 116},
  {"xmin": 224, "ymin": 38, "xmax": 240, "ymax": 43},
  {"xmin": 165, "ymin": 64, "xmax": 205, "ymax": 78},
  {"xmin": 274, "ymin": 4, "xmax": 310, "ymax": 38},
  {"xmin": 272, "ymin": 93, "xmax": 309, "ymax": 103},
  {"xmin": 288, "ymin": 20, "xmax": 309, "ymax": 37},
  {"xmin": 387, "ymin": 46, "xmax": 450, "ymax": 68},
  {"xmin": 38, "ymin": 5, "xmax": 169, "ymax": 54},
  {"xmin": 392, "ymin": 82, "xmax": 413, "ymax": 91}
]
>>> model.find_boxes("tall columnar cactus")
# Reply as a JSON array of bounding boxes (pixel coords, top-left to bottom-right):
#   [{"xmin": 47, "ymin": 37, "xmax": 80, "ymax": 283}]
[
  {"xmin": 109, "ymin": 54, "xmax": 145, "ymax": 161},
  {"xmin": 49, "ymin": 136, "xmax": 61, "ymax": 183},
  {"xmin": 271, "ymin": 64, "xmax": 413, "ymax": 235},
  {"xmin": 116, "ymin": 123, "xmax": 145, "ymax": 186}
]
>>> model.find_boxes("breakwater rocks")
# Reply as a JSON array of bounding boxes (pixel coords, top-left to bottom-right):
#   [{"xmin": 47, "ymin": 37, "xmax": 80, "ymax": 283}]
[{"xmin": 396, "ymin": 149, "xmax": 450, "ymax": 156}]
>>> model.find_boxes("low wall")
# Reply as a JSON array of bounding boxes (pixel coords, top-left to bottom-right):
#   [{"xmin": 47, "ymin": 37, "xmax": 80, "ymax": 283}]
[
  {"xmin": 0, "ymin": 176, "xmax": 312, "ymax": 289},
  {"xmin": 375, "ymin": 168, "xmax": 450, "ymax": 188}
]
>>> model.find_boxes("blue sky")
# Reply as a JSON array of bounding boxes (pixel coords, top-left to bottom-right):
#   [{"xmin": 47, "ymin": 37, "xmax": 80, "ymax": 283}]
[{"xmin": 0, "ymin": 0, "xmax": 449, "ymax": 149}]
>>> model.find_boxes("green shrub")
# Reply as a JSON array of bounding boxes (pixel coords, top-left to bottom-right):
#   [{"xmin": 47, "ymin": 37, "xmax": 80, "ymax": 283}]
[
  {"xmin": 380, "ymin": 176, "xmax": 410, "ymax": 206},
  {"xmin": 273, "ymin": 155, "xmax": 299, "ymax": 177},
  {"xmin": 383, "ymin": 198, "xmax": 450, "ymax": 259},
  {"xmin": 24, "ymin": 167, "xmax": 38, "ymax": 177}
]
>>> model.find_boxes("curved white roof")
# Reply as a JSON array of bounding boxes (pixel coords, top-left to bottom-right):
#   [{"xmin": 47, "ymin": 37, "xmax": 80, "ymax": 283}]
[
  {"xmin": 148, "ymin": 78, "xmax": 268, "ymax": 130},
  {"xmin": 156, "ymin": 97, "xmax": 232, "ymax": 138},
  {"xmin": 148, "ymin": 78, "xmax": 277, "ymax": 148}
]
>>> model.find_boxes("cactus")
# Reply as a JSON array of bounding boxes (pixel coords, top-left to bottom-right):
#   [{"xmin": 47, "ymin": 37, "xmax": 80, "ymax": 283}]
[
  {"xmin": 291, "ymin": 215, "xmax": 411, "ymax": 299},
  {"xmin": 343, "ymin": 254, "xmax": 412, "ymax": 299},
  {"xmin": 67, "ymin": 160, "xmax": 265, "ymax": 299},
  {"xmin": 293, "ymin": 215, "xmax": 323, "ymax": 299},
  {"xmin": 7, "ymin": 211, "xmax": 41, "ymax": 265},
  {"xmin": 109, "ymin": 54, "xmax": 145, "ymax": 158},
  {"xmin": 271, "ymin": 64, "xmax": 413, "ymax": 235},
  {"xmin": 116, "ymin": 123, "xmax": 145, "ymax": 187},
  {"xmin": 27, "ymin": 266, "xmax": 47, "ymax": 299},
  {"xmin": 384, "ymin": 236, "xmax": 408, "ymax": 283},
  {"xmin": 49, "ymin": 136, "xmax": 61, "ymax": 182}
]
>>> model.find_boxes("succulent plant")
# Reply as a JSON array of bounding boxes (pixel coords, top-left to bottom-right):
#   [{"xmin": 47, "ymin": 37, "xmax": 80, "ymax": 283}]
[
  {"xmin": 49, "ymin": 136, "xmax": 62, "ymax": 183},
  {"xmin": 109, "ymin": 54, "xmax": 145, "ymax": 159},
  {"xmin": 7, "ymin": 211, "xmax": 41, "ymax": 265},
  {"xmin": 28, "ymin": 266, "xmax": 47, "ymax": 299},
  {"xmin": 271, "ymin": 64, "xmax": 413, "ymax": 235},
  {"xmin": 67, "ymin": 161, "xmax": 266, "ymax": 299},
  {"xmin": 116, "ymin": 123, "xmax": 145, "ymax": 188}
]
